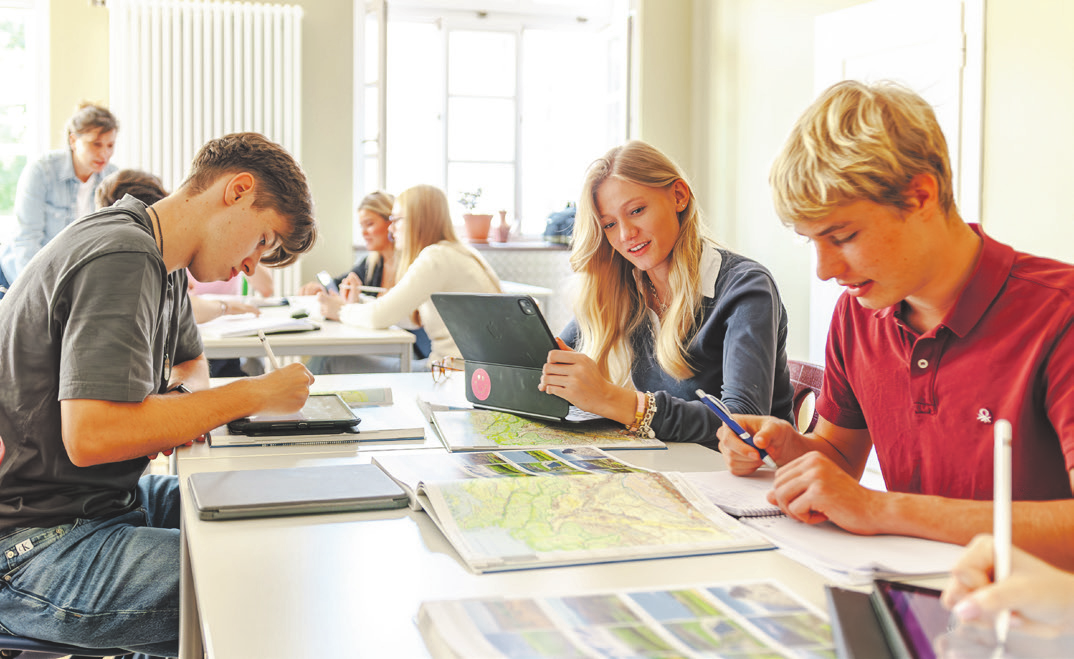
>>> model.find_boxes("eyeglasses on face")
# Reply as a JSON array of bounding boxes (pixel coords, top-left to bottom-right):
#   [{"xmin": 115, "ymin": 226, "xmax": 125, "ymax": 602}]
[{"xmin": 430, "ymin": 356, "xmax": 465, "ymax": 383}]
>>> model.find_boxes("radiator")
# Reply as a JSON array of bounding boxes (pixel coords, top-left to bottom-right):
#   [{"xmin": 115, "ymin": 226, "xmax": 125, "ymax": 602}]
[{"xmin": 108, "ymin": 0, "xmax": 304, "ymax": 294}]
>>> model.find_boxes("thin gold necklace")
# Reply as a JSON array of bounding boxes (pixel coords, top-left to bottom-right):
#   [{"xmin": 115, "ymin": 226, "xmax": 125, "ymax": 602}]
[{"xmin": 647, "ymin": 276, "xmax": 668, "ymax": 314}]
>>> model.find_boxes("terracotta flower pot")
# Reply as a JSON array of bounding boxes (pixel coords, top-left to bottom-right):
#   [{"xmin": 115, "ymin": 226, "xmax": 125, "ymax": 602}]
[{"xmin": 462, "ymin": 213, "xmax": 493, "ymax": 243}]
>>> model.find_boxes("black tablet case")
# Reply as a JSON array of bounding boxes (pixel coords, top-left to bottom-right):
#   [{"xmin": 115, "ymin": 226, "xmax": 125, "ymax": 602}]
[
  {"xmin": 825, "ymin": 585, "xmax": 896, "ymax": 659},
  {"xmin": 432, "ymin": 293, "xmax": 570, "ymax": 421}
]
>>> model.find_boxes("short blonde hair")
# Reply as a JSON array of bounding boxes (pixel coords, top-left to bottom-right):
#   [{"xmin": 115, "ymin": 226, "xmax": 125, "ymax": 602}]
[
  {"xmin": 358, "ymin": 190, "xmax": 394, "ymax": 221},
  {"xmin": 770, "ymin": 80, "xmax": 955, "ymax": 224}
]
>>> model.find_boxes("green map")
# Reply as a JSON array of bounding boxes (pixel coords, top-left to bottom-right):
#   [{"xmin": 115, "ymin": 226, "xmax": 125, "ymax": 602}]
[
  {"xmin": 426, "ymin": 471, "xmax": 768, "ymax": 571},
  {"xmin": 432, "ymin": 409, "xmax": 665, "ymax": 451}
]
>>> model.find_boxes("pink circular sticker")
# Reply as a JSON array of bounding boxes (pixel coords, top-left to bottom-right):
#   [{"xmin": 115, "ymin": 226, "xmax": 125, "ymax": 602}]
[{"xmin": 471, "ymin": 368, "xmax": 492, "ymax": 401}]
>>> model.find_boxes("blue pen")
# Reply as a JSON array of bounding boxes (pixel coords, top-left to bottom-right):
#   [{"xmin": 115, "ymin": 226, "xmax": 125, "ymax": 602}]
[{"xmin": 696, "ymin": 389, "xmax": 777, "ymax": 469}]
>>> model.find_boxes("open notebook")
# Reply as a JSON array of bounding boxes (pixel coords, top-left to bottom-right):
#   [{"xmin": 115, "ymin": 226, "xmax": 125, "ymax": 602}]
[{"xmin": 682, "ymin": 470, "xmax": 965, "ymax": 585}]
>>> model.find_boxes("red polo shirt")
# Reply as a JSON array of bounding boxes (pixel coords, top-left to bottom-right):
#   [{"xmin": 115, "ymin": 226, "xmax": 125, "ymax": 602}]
[{"xmin": 818, "ymin": 224, "xmax": 1074, "ymax": 501}]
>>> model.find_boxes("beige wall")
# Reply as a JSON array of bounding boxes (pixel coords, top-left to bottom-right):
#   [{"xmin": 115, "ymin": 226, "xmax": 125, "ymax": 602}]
[
  {"xmin": 691, "ymin": 0, "xmax": 868, "ymax": 360},
  {"xmin": 634, "ymin": 0, "xmax": 693, "ymax": 172},
  {"xmin": 49, "ymin": 1, "xmax": 110, "ymax": 147},
  {"xmin": 691, "ymin": 0, "xmax": 1074, "ymax": 360}
]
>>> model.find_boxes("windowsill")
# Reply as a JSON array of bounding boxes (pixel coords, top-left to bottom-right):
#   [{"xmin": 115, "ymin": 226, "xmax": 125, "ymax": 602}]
[
  {"xmin": 352, "ymin": 237, "xmax": 570, "ymax": 252},
  {"xmin": 469, "ymin": 239, "xmax": 569, "ymax": 251}
]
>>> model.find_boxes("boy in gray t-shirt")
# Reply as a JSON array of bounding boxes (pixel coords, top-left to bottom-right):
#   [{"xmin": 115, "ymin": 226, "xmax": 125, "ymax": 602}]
[{"xmin": 0, "ymin": 133, "xmax": 317, "ymax": 656}]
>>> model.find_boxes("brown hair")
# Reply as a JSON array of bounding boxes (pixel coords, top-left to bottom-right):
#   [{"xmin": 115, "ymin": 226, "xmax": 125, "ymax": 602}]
[
  {"xmin": 770, "ymin": 80, "xmax": 955, "ymax": 225},
  {"xmin": 180, "ymin": 132, "xmax": 316, "ymax": 266},
  {"xmin": 66, "ymin": 102, "xmax": 119, "ymax": 142},
  {"xmin": 95, "ymin": 169, "xmax": 168, "ymax": 209}
]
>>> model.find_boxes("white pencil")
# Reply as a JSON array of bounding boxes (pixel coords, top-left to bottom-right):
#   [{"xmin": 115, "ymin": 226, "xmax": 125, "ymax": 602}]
[
  {"xmin": 257, "ymin": 330, "xmax": 281, "ymax": 370},
  {"xmin": 993, "ymin": 419, "xmax": 1013, "ymax": 649}
]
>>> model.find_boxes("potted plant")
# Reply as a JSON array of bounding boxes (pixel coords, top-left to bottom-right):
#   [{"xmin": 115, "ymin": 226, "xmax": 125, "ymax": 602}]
[{"xmin": 458, "ymin": 188, "xmax": 492, "ymax": 243}]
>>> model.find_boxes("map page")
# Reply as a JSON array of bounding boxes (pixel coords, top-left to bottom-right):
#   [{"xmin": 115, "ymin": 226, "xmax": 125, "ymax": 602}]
[
  {"xmin": 431, "ymin": 409, "xmax": 665, "ymax": 452},
  {"xmin": 418, "ymin": 471, "xmax": 772, "ymax": 573}
]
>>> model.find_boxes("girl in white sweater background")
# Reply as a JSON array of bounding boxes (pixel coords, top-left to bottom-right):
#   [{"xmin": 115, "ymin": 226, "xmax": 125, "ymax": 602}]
[{"xmin": 319, "ymin": 184, "xmax": 502, "ymax": 365}]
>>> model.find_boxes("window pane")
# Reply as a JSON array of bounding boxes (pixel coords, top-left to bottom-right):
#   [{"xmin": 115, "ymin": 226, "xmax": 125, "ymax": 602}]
[
  {"xmin": 448, "ymin": 163, "xmax": 514, "ymax": 220},
  {"xmin": 0, "ymin": 6, "xmax": 38, "ymax": 238},
  {"xmin": 520, "ymin": 28, "xmax": 617, "ymax": 233},
  {"xmin": 447, "ymin": 97, "xmax": 514, "ymax": 162},
  {"xmin": 448, "ymin": 31, "xmax": 515, "ymax": 97},
  {"xmin": 386, "ymin": 21, "xmax": 444, "ymax": 192}
]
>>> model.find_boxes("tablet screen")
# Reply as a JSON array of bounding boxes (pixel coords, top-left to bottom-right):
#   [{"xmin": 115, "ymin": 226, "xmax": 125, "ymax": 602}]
[
  {"xmin": 243, "ymin": 393, "xmax": 356, "ymax": 423},
  {"xmin": 875, "ymin": 580, "xmax": 948, "ymax": 659},
  {"xmin": 227, "ymin": 393, "xmax": 359, "ymax": 435}
]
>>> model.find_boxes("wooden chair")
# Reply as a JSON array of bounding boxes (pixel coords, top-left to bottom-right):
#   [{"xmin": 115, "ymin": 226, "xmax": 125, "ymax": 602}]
[
  {"xmin": 788, "ymin": 359, "xmax": 824, "ymax": 433},
  {"xmin": 0, "ymin": 437, "xmax": 132, "ymax": 659}
]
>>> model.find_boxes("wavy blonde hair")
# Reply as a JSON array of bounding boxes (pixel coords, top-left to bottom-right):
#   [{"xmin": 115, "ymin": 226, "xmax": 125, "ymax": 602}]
[
  {"xmin": 571, "ymin": 140, "xmax": 705, "ymax": 383},
  {"xmin": 358, "ymin": 190, "xmax": 394, "ymax": 272},
  {"xmin": 770, "ymin": 80, "xmax": 955, "ymax": 225}
]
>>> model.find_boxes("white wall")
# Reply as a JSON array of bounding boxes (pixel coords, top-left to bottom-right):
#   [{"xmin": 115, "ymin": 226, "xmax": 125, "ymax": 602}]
[
  {"xmin": 694, "ymin": 0, "xmax": 1074, "ymax": 361},
  {"xmin": 979, "ymin": 0, "xmax": 1074, "ymax": 262},
  {"xmin": 694, "ymin": 0, "xmax": 869, "ymax": 361}
]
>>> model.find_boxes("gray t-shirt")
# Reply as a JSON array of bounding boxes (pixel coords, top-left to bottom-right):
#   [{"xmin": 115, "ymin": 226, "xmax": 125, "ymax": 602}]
[{"xmin": 0, "ymin": 196, "xmax": 202, "ymax": 529}]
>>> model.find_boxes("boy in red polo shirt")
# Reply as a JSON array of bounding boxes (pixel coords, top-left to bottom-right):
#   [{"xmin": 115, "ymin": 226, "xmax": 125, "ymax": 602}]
[{"xmin": 718, "ymin": 80, "xmax": 1074, "ymax": 570}]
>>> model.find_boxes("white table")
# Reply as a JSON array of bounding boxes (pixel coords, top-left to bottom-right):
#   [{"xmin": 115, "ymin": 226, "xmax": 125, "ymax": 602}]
[
  {"xmin": 175, "ymin": 373, "xmax": 834, "ymax": 658},
  {"xmin": 197, "ymin": 298, "xmax": 416, "ymax": 372}
]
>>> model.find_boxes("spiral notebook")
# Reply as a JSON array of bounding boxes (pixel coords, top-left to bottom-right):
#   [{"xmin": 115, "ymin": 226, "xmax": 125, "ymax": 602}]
[
  {"xmin": 681, "ymin": 470, "xmax": 965, "ymax": 585},
  {"xmin": 681, "ymin": 469, "xmax": 782, "ymax": 517}
]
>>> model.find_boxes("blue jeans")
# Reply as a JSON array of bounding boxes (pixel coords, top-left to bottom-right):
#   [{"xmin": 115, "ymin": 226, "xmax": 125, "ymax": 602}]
[{"xmin": 0, "ymin": 475, "xmax": 180, "ymax": 657}]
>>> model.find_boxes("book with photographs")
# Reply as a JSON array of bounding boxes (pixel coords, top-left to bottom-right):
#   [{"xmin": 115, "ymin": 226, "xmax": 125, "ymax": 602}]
[
  {"xmin": 375, "ymin": 450, "xmax": 772, "ymax": 573},
  {"xmin": 418, "ymin": 579, "xmax": 836, "ymax": 659},
  {"xmin": 429, "ymin": 408, "xmax": 665, "ymax": 453},
  {"xmin": 682, "ymin": 469, "xmax": 965, "ymax": 585},
  {"xmin": 372, "ymin": 446, "xmax": 655, "ymax": 510}
]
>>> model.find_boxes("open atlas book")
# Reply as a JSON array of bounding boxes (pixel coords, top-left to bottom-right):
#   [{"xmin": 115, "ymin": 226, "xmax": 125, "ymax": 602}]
[{"xmin": 373, "ymin": 448, "xmax": 771, "ymax": 574}]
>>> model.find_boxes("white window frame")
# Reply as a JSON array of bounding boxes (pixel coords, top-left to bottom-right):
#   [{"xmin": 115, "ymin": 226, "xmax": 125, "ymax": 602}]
[{"xmin": 353, "ymin": 0, "xmax": 625, "ymax": 238}]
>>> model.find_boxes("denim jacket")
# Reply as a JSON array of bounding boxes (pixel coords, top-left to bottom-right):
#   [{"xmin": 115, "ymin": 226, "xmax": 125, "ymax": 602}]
[{"xmin": 0, "ymin": 149, "xmax": 117, "ymax": 283}]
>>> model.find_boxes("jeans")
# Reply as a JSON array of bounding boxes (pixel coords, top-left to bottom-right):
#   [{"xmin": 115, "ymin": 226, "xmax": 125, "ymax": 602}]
[{"xmin": 0, "ymin": 475, "xmax": 180, "ymax": 657}]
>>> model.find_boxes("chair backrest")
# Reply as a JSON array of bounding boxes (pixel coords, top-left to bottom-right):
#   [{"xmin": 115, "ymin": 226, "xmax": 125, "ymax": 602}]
[{"xmin": 788, "ymin": 359, "xmax": 824, "ymax": 433}]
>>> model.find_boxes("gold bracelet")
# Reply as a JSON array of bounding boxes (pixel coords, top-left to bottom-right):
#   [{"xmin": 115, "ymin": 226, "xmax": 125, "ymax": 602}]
[
  {"xmin": 626, "ymin": 392, "xmax": 656, "ymax": 438},
  {"xmin": 626, "ymin": 391, "xmax": 646, "ymax": 432}
]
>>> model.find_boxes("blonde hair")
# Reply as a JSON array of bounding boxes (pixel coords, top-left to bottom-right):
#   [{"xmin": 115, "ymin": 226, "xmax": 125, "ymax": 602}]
[
  {"xmin": 571, "ymin": 140, "xmax": 705, "ymax": 383},
  {"xmin": 392, "ymin": 184, "xmax": 500, "ymax": 324},
  {"xmin": 770, "ymin": 80, "xmax": 955, "ymax": 225},
  {"xmin": 358, "ymin": 190, "xmax": 394, "ymax": 272}
]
